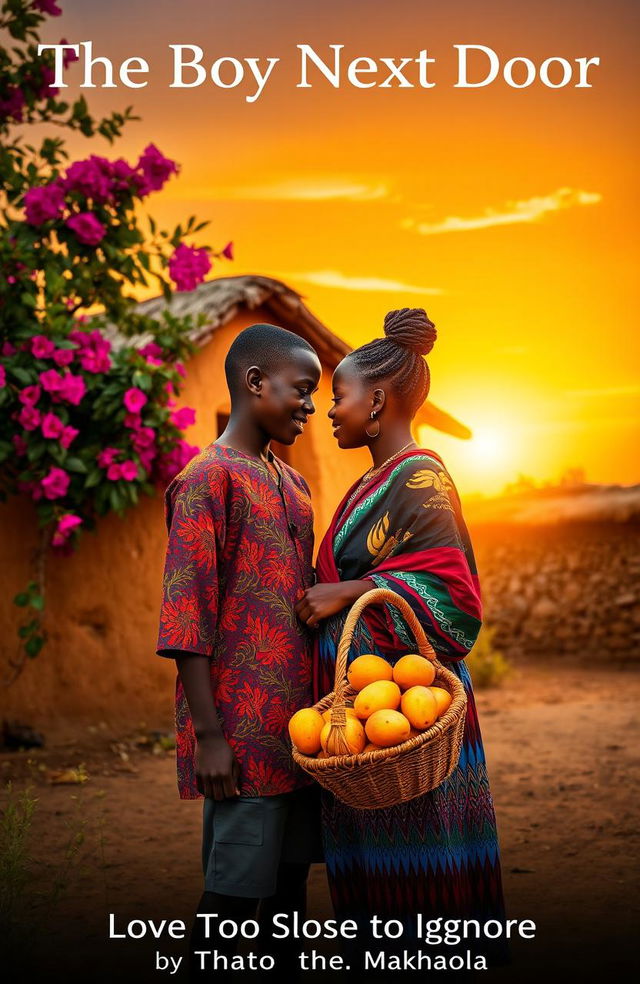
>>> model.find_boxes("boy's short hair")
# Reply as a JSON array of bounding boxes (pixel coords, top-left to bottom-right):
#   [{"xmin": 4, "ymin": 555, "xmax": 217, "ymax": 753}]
[{"xmin": 224, "ymin": 323, "xmax": 318, "ymax": 399}]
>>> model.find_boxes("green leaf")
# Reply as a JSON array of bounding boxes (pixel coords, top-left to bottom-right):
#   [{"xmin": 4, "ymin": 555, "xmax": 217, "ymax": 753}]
[
  {"xmin": 65, "ymin": 457, "xmax": 88, "ymax": 474},
  {"xmin": 25, "ymin": 636, "xmax": 45, "ymax": 659},
  {"xmin": 30, "ymin": 594, "xmax": 45, "ymax": 612},
  {"xmin": 14, "ymin": 592, "xmax": 30, "ymax": 607},
  {"xmin": 11, "ymin": 366, "xmax": 32, "ymax": 386}
]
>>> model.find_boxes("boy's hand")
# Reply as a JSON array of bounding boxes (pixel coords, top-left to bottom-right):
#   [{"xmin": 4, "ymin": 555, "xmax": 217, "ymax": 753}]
[{"xmin": 195, "ymin": 735, "xmax": 241, "ymax": 800}]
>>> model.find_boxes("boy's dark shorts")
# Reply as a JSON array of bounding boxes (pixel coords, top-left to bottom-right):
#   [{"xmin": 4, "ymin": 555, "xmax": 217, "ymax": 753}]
[{"xmin": 202, "ymin": 783, "xmax": 323, "ymax": 899}]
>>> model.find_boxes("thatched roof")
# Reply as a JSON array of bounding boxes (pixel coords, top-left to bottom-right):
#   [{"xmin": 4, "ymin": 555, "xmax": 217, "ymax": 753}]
[{"xmin": 109, "ymin": 275, "xmax": 470, "ymax": 439}]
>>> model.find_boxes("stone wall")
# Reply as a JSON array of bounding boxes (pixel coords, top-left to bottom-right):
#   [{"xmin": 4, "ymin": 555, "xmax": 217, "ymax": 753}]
[{"xmin": 471, "ymin": 521, "xmax": 640, "ymax": 663}]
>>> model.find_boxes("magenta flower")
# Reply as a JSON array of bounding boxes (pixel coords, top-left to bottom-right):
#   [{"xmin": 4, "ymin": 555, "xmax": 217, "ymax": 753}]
[
  {"xmin": 0, "ymin": 365, "xmax": 5, "ymax": 388},
  {"xmin": 138, "ymin": 446, "xmax": 157, "ymax": 473},
  {"xmin": 221, "ymin": 241, "xmax": 234, "ymax": 260},
  {"xmin": 24, "ymin": 183, "xmax": 65, "ymax": 225},
  {"xmin": 36, "ymin": 65, "xmax": 59, "ymax": 100},
  {"xmin": 106, "ymin": 463, "xmax": 122, "ymax": 481},
  {"xmin": 77, "ymin": 331, "xmax": 111, "ymax": 373},
  {"xmin": 31, "ymin": 335, "xmax": 56, "ymax": 359},
  {"xmin": 0, "ymin": 87, "xmax": 26, "ymax": 123},
  {"xmin": 60, "ymin": 425, "xmax": 79, "ymax": 449},
  {"xmin": 170, "ymin": 406, "xmax": 196, "ymax": 430},
  {"xmin": 41, "ymin": 412, "xmax": 65, "ymax": 439},
  {"xmin": 139, "ymin": 341, "xmax": 164, "ymax": 361},
  {"xmin": 135, "ymin": 144, "xmax": 178, "ymax": 196},
  {"xmin": 12, "ymin": 434, "xmax": 28, "ymax": 455},
  {"xmin": 64, "ymin": 157, "xmax": 112, "ymax": 203},
  {"xmin": 131, "ymin": 426, "xmax": 156, "ymax": 451},
  {"xmin": 110, "ymin": 158, "xmax": 138, "ymax": 192},
  {"xmin": 19, "ymin": 385, "xmax": 41, "ymax": 406},
  {"xmin": 120, "ymin": 460, "xmax": 139, "ymax": 481},
  {"xmin": 60, "ymin": 39, "xmax": 80, "ymax": 69},
  {"xmin": 168, "ymin": 243, "xmax": 211, "ymax": 292},
  {"xmin": 58, "ymin": 373, "xmax": 86, "ymax": 405},
  {"xmin": 41, "ymin": 466, "xmax": 70, "ymax": 500},
  {"xmin": 18, "ymin": 405, "xmax": 41, "ymax": 430},
  {"xmin": 175, "ymin": 362, "xmax": 186, "ymax": 378},
  {"xmin": 53, "ymin": 347, "xmax": 75, "ymax": 367},
  {"xmin": 39, "ymin": 369, "xmax": 62, "ymax": 395},
  {"xmin": 52, "ymin": 514, "xmax": 82, "ymax": 548},
  {"xmin": 155, "ymin": 439, "xmax": 200, "ymax": 483},
  {"xmin": 2, "ymin": 341, "xmax": 16, "ymax": 356},
  {"xmin": 124, "ymin": 412, "xmax": 141, "ymax": 429},
  {"xmin": 33, "ymin": 1, "xmax": 62, "ymax": 15},
  {"xmin": 123, "ymin": 388, "xmax": 148, "ymax": 413},
  {"xmin": 66, "ymin": 212, "xmax": 106, "ymax": 246},
  {"xmin": 98, "ymin": 447, "xmax": 120, "ymax": 468}
]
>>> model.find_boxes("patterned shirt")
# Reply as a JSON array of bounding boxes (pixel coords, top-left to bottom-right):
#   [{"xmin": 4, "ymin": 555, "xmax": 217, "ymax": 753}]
[{"xmin": 156, "ymin": 443, "xmax": 315, "ymax": 799}]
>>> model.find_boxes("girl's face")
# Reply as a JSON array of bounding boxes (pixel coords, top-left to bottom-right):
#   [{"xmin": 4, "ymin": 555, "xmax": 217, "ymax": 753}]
[{"xmin": 328, "ymin": 358, "xmax": 378, "ymax": 449}]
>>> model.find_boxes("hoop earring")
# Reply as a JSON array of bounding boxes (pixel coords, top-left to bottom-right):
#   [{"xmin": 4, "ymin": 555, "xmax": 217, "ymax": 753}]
[{"xmin": 365, "ymin": 411, "xmax": 381, "ymax": 439}]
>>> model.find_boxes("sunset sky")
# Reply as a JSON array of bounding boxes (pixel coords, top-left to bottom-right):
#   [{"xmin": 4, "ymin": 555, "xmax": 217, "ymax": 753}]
[{"xmin": 34, "ymin": 0, "xmax": 639, "ymax": 495}]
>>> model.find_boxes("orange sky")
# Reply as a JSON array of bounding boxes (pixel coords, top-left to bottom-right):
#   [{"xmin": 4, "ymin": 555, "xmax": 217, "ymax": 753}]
[{"xmin": 36, "ymin": 0, "xmax": 639, "ymax": 495}]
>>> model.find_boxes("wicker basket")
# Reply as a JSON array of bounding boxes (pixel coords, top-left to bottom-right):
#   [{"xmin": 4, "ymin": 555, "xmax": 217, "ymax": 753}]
[{"xmin": 292, "ymin": 587, "xmax": 468, "ymax": 809}]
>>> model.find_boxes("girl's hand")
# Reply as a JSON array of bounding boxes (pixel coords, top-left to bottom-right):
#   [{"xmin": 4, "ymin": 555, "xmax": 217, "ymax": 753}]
[{"xmin": 295, "ymin": 581, "xmax": 373, "ymax": 627}]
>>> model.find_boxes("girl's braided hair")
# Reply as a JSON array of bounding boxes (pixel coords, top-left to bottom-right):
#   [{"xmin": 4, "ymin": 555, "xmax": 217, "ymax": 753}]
[{"xmin": 348, "ymin": 307, "xmax": 437, "ymax": 416}]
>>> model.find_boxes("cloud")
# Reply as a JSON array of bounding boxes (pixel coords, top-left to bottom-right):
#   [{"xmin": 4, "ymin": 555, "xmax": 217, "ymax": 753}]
[
  {"xmin": 279, "ymin": 269, "xmax": 443, "ymax": 294},
  {"xmin": 401, "ymin": 187, "xmax": 602, "ymax": 236},
  {"xmin": 221, "ymin": 179, "xmax": 389, "ymax": 201}
]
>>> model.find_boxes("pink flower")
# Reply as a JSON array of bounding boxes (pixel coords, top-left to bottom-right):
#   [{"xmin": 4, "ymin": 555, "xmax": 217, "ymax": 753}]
[
  {"xmin": 60, "ymin": 40, "xmax": 80, "ymax": 69},
  {"xmin": 2, "ymin": 341, "xmax": 16, "ymax": 356},
  {"xmin": 131, "ymin": 426, "xmax": 156, "ymax": 451},
  {"xmin": 124, "ymin": 412, "xmax": 141, "ymax": 429},
  {"xmin": 135, "ymin": 144, "xmax": 178, "ymax": 196},
  {"xmin": 36, "ymin": 65, "xmax": 59, "ymax": 100},
  {"xmin": 66, "ymin": 212, "xmax": 106, "ymax": 246},
  {"xmin": 41, "ymin": 466, "xmax": 70, "ymax": 500},
  {"xmin": 120, "ymin": 460, "xmax": 139, "ymax": 481},
  {"xmin": 18, "ymin": 405, "xmax": 41, "ymax": 430},
  {"xmin": 24, "ymin": 183, "xmax": 65, "ymax": 225},
  {"xmin": 168, "ymin": 243, "xmax": 211, "ymax": 292},
  {"xmin": 64, "ymin": 157, "xmax": 112, "ymax": 203},
  {"xmin": 31, "ymin": 334, "xmax": 56, "ymax": 359},
  {"xmin": 60, "ymin": 425, "xmax": 78, "ymax": 449},
  {"xmin": 138, "ymin": 446, "xmax": 157, "ymax": 473},
  {"xmin": 19, "ymin": 385, "xmax": 41, "ymax": 406},
  {"xmin": 39, "ymin": 369, "xmax": 63, "ymax": 394},
  {"xmin": 0, "ymin": 365, "xmax": 5, "ymax": 388},
  {"xmin": 0, "ymin": 87, "xmax": 26, "ymax": 123},
  {"xmin": 175, "ymin": 362, "xmax": 186, "ymax": 378},
  {"xmin": 155, "ymin": 439, "xmax": 200, "ymax": 483},
  {"xmin": 18, "ymin": 480, "xmax": 42, "ymax": 502},
  {"xmin": 52, "ymin": 513, "xmax": 82, "ymax": 548},
  {"xmin": 12, "ymin": 434, "xmax": 28, "ymax": 455},
  {"xmin": 33, "ymin": 1, "xmax": 62, "ymax": 15},
  {"xmin": 106, "ymin": 463, "xmax": 122, "ymax": 481},
  {"xmin": 76, "ymin": 330, "xmax": 111, "ymax": 373},
  {"xmin": 41, "ymin": 412, "xmax": 65, "ymax": 439},
  {"xmin": 123, "ymin": 388, "xmax": 147, "ymax": 413},
  {"xmin": 170, "ymin": 406, "xmax": 196, "ymax": 429},
  {"xmin": 57, "ymin": 373, "xmax": 86, "ymax": 405},
  {"xmin": 221, "ymin": 241, "xmax": 234, "ymax": 260},
  {"xmin": 139, "ymin": 342, "xmax": 163, "ymax": 360},
  {"xmin": 53, "ymin": 347, "xmax": 75, "ymax": 366},
  {"xmin": 98, "ymin": 447, "xmax": 120, "ymax": 468}
]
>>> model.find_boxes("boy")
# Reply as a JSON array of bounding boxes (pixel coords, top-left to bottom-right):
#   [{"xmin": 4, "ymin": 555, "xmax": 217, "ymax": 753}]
[{"xmin": 156, "ymin": 324, "xmax": 323, "ymax": 980}]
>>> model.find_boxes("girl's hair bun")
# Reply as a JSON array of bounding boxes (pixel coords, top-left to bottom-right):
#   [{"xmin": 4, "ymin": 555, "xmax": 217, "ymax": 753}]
[{"xmin": 383, "ymin": 307, "xmax": 437, "ymax": 356}]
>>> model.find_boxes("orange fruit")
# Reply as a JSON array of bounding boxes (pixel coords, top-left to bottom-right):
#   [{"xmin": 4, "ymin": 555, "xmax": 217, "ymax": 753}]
[
  {"xmin": 365, "ymin": 709, "xmax": 411, "ymax": 748},
  {"xmin": 316, "ymin": 750, "xmax": 329, "ymax": 759},
  {"xmin": 288, "ymin": 707, "xmax": 324, "ymax": 754},
  {"xmin": 429, "ymin": 686, "xmax": 452, "ymax": 718},
  {"xmin": 362, "ymin": 741, "xmax": 383, "ymax": 753},
  {"xmin": 354, "ymin": 680, "xmax": 401, "ymax": 719},
  {"xmin": 401, "ymin": 686, "xmax": 439, "ymax": 730},
  {"xmin": 392, "ymin": 654, "xmax": 436, "ymax": 690},
  {"xmin": 320, "ymin": 716, "xmax": 366, "ymax": 756},
  {"xmin": 347, "ymin": 654, "xmax": 393, "ymax": 692},
  {"xmin": 322, "ymin": 707, "xmax": 358, "ymax": 724}
]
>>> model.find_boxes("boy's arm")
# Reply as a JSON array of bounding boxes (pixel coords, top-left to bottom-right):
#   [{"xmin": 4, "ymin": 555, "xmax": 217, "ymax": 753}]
[{"xmin": 164, "ymin": 649, "xmax": 240, "ymax": 801}]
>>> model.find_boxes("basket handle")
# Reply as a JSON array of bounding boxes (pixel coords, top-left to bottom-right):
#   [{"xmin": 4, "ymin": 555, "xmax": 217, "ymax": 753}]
[{"xmin": 333, "ymin": 587, "xmax": 437, "ymax": 704}]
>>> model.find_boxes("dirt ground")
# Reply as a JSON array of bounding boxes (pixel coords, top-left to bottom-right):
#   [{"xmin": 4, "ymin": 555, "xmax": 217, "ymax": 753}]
[{"xmin": 2, "ymin": 658, "xmax": 639, "ymax": 983}]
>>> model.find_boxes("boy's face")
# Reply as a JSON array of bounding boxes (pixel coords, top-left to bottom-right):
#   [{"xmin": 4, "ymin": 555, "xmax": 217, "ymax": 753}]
[{"xmin": 253, "ymin": 348, "xmax": 322, "ymax": 445}]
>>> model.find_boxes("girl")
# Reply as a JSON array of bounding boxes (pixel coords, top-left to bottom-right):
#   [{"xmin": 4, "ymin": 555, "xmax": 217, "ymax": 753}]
[{"xmin": 295, "ymin": 308, "xmax": 509, "ymax": 971}]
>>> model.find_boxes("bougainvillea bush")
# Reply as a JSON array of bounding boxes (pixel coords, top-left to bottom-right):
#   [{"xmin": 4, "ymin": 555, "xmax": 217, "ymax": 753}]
[{"xmin": 0, "ymin": 0, "xmax": 232, "ymax": 676}]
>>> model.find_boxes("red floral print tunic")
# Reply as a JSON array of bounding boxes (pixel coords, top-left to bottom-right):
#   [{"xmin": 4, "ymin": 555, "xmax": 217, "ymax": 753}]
[{"xmin": 157, "ymin": 443, "xmax": 315, "ymax": 799}]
